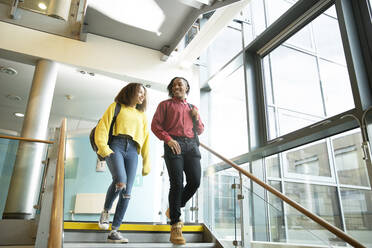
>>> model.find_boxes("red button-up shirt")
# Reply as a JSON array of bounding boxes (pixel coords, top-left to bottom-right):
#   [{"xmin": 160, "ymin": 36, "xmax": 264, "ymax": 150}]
[{"xmin": 151, "ymin": 98, "xmax": 204, "ymax": 143}]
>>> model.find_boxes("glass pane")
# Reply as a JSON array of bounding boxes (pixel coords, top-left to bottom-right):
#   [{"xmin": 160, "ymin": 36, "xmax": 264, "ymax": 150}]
[
  {"xmin": 285, "ymin": 25, "xmax": 313, "ymax": 51},
  {"xmin": 340, "ymin": 188, "xmax": 372, "ymax": 247},
  {"xmin": 318, "ymin": 59, "xmax": 354, "ymax": 116},
  {"xmin": 213, "ymin": 169, "xmax": 241, "ymax": 247},
  {"xmin": 284, "ymin": 182, "xmax": 344, "ymax": 245},
  {"xmin": 251, "ymin": 159, "xmax": 269, "ymax": 241},
  {"xmin": 312, "ymin": 13, "xmax": 347, "ymax": 65},
  {"xmin": 242, "ymin": 0, "xmax": 266, "ymax": 41},
  {"xmin": 0, "ymin": 138, "xmax": 19, "ymax": 219},
  {"xmin": 325, "ymin": 5, "xmax": 337, "ymax": 18},
  {"xmin": 206, "ymin": 26, "xmax": 242, "ymax": 77},
  {"xmin": 283, "ymin": 140, "xmax": 332, "ymax": 178},
  {"xmin": 332, "ymin": 131, "xmax": 370, "ymax": 187},
  {"xmin": 267, "ymin": 107, "xmax": 277, "ymax": 139},
  {"xmin": 268, "ymin": 180, "xmax": 285, "ymax": 242},
  {"xmin": 269, "ymin": 46, "xmax": 324, "ymax": 116},
  {"xmin": 263, "ymin": 55, "xmax": 274, "ymax": 105},
  {"xmin": 266, "ymin": 0, "xmax": 295, "ymax": 26},
  {"xmin": 248, "ymin": 160, "xmax": 342, "ymax": 246},
  {"xmin": 241, "ymin": 0, "xmax": 299, "ymax": 41},
  {"xmin": 277, "ymin": 108, "xmax": 321, "ymax": 136},
  {"xmin": 266, "ymin": 155, "xmax": 280, "ymax": 178},
  {"xmin": 210, "ymin": 66, "xmax": 249, "ymax": 163}
]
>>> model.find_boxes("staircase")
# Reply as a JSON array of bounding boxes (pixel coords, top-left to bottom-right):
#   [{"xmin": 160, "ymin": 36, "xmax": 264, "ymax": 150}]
[{"xmin": 63, "ymin": 222, "xmax": 220, "ymax": 248}]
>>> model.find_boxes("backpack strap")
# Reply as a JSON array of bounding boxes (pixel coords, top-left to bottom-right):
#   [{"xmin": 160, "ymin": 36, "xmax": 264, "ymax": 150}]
[
  {"xmin": 108, "ymin": 103, "xmax": 121, "ymax": 145},
  {"xmin": 187, "ymin": 103, "xmax": 200, "ymax": 146}
]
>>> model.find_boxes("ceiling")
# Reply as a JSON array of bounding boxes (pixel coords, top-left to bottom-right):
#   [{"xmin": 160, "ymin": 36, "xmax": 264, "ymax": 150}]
[
  {"xmin": 0, "ymin": 0, "xmax": 241, "ymax": 136},
  {"xmin": 0, "ymin": 57, "xmax": 130, "ymax": 135},
  {"xmin": 84, "ymin": 0, "xmax": 241, "ymax": 56},
  {"xmin": 84, "ymin": 0, "xmax": 193, "ymax": 52}
]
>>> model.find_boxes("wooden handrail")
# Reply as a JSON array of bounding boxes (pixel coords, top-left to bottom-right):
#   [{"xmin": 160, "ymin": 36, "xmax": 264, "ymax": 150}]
[
  {"xmin": 48, "ymin": 119, "xmax": 66, "ymax": 248},
  {"xmin": 0, "ymin": 134, "xmax": 54, "ymax": 144},
  {"xmin": 200, "ymin": 142, "xmax": 366, "ymax": 248}
]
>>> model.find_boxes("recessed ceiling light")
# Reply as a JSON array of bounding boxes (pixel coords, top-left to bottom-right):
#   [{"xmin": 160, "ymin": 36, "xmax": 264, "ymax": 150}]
[
  {"xmin": 145, "ymin": 84, "xmax": 151, "ymax": 88},
  {"xmin": 0, "ymin": 66, "xmax": 17, "ymax": 75},
  {"xmin": 14, "ymin": 112, "xmax": 24, "ymax": 118},
  {"xmin": 65, "ymin": 94, "xmax": 74, "ymax": 100},
  {"xmin": 38, "ymin": 2, "xmax": 47, "ymax": 10}
]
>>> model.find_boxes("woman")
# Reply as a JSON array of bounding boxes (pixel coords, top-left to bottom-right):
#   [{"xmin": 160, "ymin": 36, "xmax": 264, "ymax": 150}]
[{"xmin": 95, "ymin": 83, "xmax": 150, "ymax": 243}]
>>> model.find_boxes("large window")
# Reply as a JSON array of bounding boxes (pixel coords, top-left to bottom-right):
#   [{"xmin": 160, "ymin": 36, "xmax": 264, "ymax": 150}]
[
  {"xmin": 263, "ymin": 6, "xmax": 354, "ymax": 138},
  {"xmin": 209, "ymin": 65, "xmax": 249, "ymax": 163},
  {"xmin": 206, "ymin": 24, "xmax": 243, "ymax": 77},
  {"xmin": 262, "ymin": 130, "xmax": 372, "ymax": 245}
]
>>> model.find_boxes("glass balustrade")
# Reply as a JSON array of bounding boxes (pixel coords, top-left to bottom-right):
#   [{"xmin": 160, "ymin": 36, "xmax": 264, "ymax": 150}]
[{"xmin": 0, "ymin": 136, "xmax": 52, "ymax": 219}]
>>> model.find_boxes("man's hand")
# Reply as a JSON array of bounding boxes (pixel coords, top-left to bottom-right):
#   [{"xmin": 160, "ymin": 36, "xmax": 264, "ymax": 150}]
[
  {"xmin": 190, "ymin": 106, "xmax": 199, "ymax": 120},
  {"xmin": 167, "ymin": 139, "xmax": 181, "ymax": 154}
]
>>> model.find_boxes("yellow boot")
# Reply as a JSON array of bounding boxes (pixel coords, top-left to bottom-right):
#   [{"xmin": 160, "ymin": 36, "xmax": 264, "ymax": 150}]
[{"xmin": 170, "ymin": 222, "xmax": 186, "ymax": 245}]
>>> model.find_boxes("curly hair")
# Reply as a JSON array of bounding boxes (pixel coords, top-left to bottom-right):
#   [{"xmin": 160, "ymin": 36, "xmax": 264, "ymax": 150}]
[{"xmin": 114, "ymin": 83, "xmax": 147, "ymax": 111}]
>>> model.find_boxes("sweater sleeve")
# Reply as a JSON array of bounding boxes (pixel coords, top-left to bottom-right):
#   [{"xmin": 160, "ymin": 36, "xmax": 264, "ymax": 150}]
[
  {"xmin": 94, "ymin": 102, "xmax": 116, "ymax": 158},
  {"xmin": 151, "ymin": 102, "xmax": 172, "ymax": 143},
  {"xmin": 141, "ymin": 115, "xmax": 150, "ymax": 176}
]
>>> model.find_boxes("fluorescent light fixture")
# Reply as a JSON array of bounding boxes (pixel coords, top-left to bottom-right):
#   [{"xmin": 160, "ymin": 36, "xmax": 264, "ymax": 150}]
[
  {"xmin": 14, "ymin": 112, "xmax": 24, "ymax": 117},
  {"xmin": 89, "ymin": 0, "xmax": 165, "ymax": 35},
  {"xmin": 38, "ymin": 2, "xmax": 47, "ymax": 10}
]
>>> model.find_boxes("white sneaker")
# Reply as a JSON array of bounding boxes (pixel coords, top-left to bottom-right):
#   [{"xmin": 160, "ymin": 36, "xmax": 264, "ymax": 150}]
[
  {"xmin": 98, "ymin": 210, "xmax": 110, "ymax": 230},
  {"xmin": 108, "ymin": 230, "xmax": 129, "ymax": 243}
]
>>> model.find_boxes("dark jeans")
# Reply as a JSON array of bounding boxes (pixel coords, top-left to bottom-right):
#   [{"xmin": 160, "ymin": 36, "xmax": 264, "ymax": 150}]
[{"xmin": 164, "ymin": 136, "xmax": 201, "ymax": 225}]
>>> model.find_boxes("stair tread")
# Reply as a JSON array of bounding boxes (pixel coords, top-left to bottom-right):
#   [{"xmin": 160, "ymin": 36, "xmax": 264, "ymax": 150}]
[{"xmin": 64, "ymin": 242, "xmax": 215, "ymax": 247}]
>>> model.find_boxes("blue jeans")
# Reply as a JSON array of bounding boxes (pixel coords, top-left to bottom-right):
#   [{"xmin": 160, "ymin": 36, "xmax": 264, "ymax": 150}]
[{"xmin": 104, "ymin": 136, "xmax": 138, "ymax": 229}]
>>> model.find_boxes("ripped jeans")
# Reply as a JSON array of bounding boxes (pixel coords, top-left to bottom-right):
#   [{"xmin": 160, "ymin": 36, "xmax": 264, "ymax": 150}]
[{"xmin": 104, "ymin": 136, "xmax": 138, "ymax": 229}]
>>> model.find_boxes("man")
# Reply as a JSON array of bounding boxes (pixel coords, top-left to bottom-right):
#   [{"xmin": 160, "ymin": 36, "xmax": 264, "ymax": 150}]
[{"xmin": 151, "ymin": 77, "xmax": 204, "ymax": 245}]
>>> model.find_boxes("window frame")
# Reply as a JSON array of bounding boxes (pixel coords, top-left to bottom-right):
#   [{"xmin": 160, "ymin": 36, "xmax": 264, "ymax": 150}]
[{"xmin": 210, "ymin": 0, "xmax": 372, "ymax": 173}]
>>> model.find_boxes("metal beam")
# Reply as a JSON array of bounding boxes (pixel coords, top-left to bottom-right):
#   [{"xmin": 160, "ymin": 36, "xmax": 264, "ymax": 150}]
[
  {"xmin": 162, "ymin": 0, "xmax": 242, "ymax": 57},
  {"xmin": 336, "ymin": 0, "xmax": 372, "ymax": 110}
]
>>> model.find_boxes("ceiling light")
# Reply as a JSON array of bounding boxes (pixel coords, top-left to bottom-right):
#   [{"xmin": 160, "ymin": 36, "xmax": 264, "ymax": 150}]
[
  {"xmin": 89, "ymin": 0, "xmax": 165, "ymax": 35},
  {"xmin": 145, "ymin": 84, "xmax": 151, "ymax": 88},
  {"xmin": 38, "ymin": 2, "xmax": 47, "ymax": 10},
  {"xmin": 0, "ymin": 66, "xmax": 17, "ymax": 75},
  {"xmin": 14, "ymin": 112, "xmax": 24, "ymax": 118},
  {"xmin": 65, "ymin": 94, "xmax": 74, "ymax": 100}
]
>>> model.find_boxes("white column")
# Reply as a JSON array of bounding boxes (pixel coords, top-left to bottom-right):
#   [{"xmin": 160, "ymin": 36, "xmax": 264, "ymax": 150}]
[{"xmin": 3, "ymin": 60, "xmax": 58, "ymax": 219}]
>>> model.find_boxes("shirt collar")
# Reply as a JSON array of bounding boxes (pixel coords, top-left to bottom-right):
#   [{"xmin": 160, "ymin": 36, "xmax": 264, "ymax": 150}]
[{"xmin": 171, "ymin": 97, "xmax": 187, "ymax": 103}]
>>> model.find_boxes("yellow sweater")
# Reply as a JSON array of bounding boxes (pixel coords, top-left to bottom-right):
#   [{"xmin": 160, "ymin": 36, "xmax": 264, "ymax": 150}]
[{"xmin": 94, "ymin": 102, "xmax": 150, "ymax": 176}]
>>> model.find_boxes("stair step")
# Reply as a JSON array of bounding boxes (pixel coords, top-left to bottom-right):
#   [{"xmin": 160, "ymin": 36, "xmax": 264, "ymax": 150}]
[
  {"xmin": 64, "ymin": 242, "xmax": 216, "ymax": 248},
  {"xmin": 64, "ymin": 231, "xmax": 204, "ymax": 243}
]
